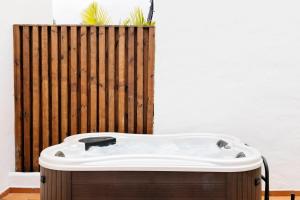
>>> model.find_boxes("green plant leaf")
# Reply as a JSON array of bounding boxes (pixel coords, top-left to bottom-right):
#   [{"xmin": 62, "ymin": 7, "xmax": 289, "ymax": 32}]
[
  {"xmin": 81, "ymin": 2, "xmax": 111, "ymax": 25},
  {"xmin": 122, "ymin": 7, "xmax": 155, "ymax": 26}
]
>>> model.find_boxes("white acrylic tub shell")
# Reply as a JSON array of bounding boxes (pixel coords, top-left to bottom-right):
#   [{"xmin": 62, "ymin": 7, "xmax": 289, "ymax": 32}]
[{"xmin": 39, "ymin": 133, "xmax": 262, "ymax": 172}]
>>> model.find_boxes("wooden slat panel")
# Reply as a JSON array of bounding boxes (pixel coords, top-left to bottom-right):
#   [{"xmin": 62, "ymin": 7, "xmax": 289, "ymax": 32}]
[
  {"xmin": 108, "ymin": 27, "xmax": 115, "ymax": 132},
  {"xmin": 13, "ymin": 25, "xmax": 23, "ymax": 171},
  {"xmin": 127, "ymin": 27, "xmax": 135, "ymax": 133},
  {"xmin": 146, "ymin": 27, "xmax": 155, "ymax": 134},
  {"xmin": 14, "ymin": 26, "xmax": 155, "ymax": 172},
  {"xmin": 57, "ymin": 171, "xmax": 62, "ymax": 200},
  {"xmin": 62, "ymin": 171, "xmax": 72, "ymax": 200},
  {"xmin": 89, "ymin": 27, "xmax": 97, "ymax": 132},
  {"xmin": 98, "ymin": 27, "xmax": 106, "ymax": 132},
  {"xmin": 32, "ymin": 26, "xmax": 40, "ymax": 171},
  {"xmin": 51, "ymin": 169, "xmax": 57, "ymax": 200},
  {"xmin": 40, "ymin": 168, "xmax": 45, "ymax": 200},
  {"xmin": 143, "ymin": 28, "xmax": 149, "ymax": 134},
  {"xmin": 136, "ymin": 27, "xmax": 144, "ymax": 133},
  {"xmin": 22, "ymin": 26, "xmax": 31, "ymax": 171},
  {"xmin": 70, "ymin": 27, "xmax": 78, "ymax": 135},
  {"xmin": 118, "ymin": 27, "xmax": 126, "ymax": 132},
  {"xmin": 51, "ymin": 27, "xmax": 59, "ymax": 145},
  {"xmin": 70, "ymin": 171, "xmax": 236, "ymax": 200},
  {"xmin": 80, "ymin": 27, "xmax": 88, "ymax": 133},
  {"xmin": 41, "ymin": 27, "xmax": 49, "ymax": 150},
  {"xmin": 60, "ymin": 27, "xmax": 68, "ymax": 140}
]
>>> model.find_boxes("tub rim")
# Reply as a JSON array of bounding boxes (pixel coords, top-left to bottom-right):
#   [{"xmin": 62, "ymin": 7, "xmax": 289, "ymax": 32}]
[{"xmin": 39, "ymin": 132, "xmax": 263, "ymax": 172}]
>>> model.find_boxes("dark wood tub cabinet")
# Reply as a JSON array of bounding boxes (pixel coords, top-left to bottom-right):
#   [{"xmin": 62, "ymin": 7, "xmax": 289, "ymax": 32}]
[{"xmin": 40, "ymin": 167, "xmax": 261, "ymax": 200}]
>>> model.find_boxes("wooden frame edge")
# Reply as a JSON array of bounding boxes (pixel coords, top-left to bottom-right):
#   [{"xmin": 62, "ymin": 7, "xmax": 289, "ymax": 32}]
[
  {"xmin": 262, "ymin": 190, "xmax": 300, "ymax": 196},
  {"xmin": 0, "ymin": 188, "xmax": 10, "ymax": 199},
  {"xmin": 1, "ymin": 188, "xmax": 299, "ymax": 198},
  {"xmin": 0, "ymin": 187, "xmax": 40, "ymax": 198}
]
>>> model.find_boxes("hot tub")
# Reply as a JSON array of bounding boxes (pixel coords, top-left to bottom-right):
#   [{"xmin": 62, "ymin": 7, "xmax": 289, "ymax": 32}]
[{"xmin": 39, "ymin": 133, "xmax": 264, "ymax": 200}]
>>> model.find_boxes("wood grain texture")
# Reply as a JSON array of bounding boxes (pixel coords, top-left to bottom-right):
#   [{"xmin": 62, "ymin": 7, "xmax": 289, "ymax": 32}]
[
  {"xmin": 32, "ymin": 26, "xmax": 40, "ymax": 171},
  {"xmin": 108, "ymin": 27, "xmax": 115, "ymax": 132},
  {"xmin": 136, "ymin": 27, "xmax": 144, "ymax": 133},
  {"xmin": 80, "ymin": 27, "xmax": 88, "ymax": 133},
  {"xmin": 22, "ymin": 26, "xmax": 31, "ymax": 171},
  {"xmin": 51, "ymin": 27, "xmax": 59, "ymax": 145},
  {"xmin": 127, "ymin": 27, "xmax": 135, "ymax": 133},
  {"xmin": 60, "ymin": 26, "xmax": 68, "ymax": 140},
  {"xmin": 40, "ymin": 168, "xmax": 261, "ymax": 200},
  {"xmin": 146, "ymin": 27, "xmax": 155, "ymax": 133},
  {"xmin": 88, "ymin": 27, "xmax": 97, "ymax": 132},
  {"xmin": 13, "ymin": 25, "xmax": 155, "ymax": 172},
  {"xmin": 118, "ymin": 27, "xmax": 126, "ymax": 132},
  {"xmin": 70, "ymin": 27, "xmax": 78, "ymax": 135},
  {"xmin": 98, "ymin": 27, "xmax": 106, "ymax": 132},
  {"xmin": 40, "ymin": 168, "xmax": 71, "ymax": 200},
  {"xmin": 41, "ymin": 27, "xmax": 49, "ymax": 151},
  {"xmin": 13, "ymin": 25, "xmax": 23, "ymax": 172}
]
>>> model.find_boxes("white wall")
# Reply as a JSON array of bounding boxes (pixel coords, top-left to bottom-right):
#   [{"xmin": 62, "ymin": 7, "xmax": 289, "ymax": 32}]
[
  {"xmin": 0, "ymin": 0, "xmax": 53, "ymax": 193},
  {"xmin": 155, "ymin": 0, "xmax": 300, "ymax": 190},
  {"xmin": 53, "ymin": 0, "xmax": 152, "ymax": 24}
]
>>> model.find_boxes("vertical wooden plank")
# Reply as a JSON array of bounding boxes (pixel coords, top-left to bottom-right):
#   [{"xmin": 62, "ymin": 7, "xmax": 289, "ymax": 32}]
[
  {"xmin": 255, "ymin": 168, "xmax": 261, "ymax": 200},
  {"xmin": 136, "ymin": 27, "xmax": 144, "ymax": 133},
  {"xmin": 41, "ymin": 27, "xmax": 49, "ymax": 150},
  {"xmin": 66, "ymin": 172, "xmax": 72, "ymax": 200},
  {"xmin": 13, "ymin": 25, "xmax": 23, "ymax": 172},
  {"xmin": 143, "ymin": 28, "xmax": 149, "ymax": 134},
  {"xmin": 62, "ymin": 172, "xmax": 72, "ymax": 200},
  {"xmin": 43, "ymin": 169, "xmax": 48, "ymax": 200},
  {"xmin": 61, "ymin": 27, "xmax": 68, "ymax": 140},
  {"xmin": 127, "ymin": 27, "xmax": 135, "ymax": 133},
  {"xmin": 52, "ymin": 170, "xmax": 57, "ymax": 200},
  {"xmin": 237, "ymin": 172, "xmax": 243, "ymax": 200},
  {"xmin": 108, "ymin": 27, "xmax": 115, "ymax": 132},
  {"xmin": 227, "ymin": 173, "xmax": 236, "ymax": 200},
  {"xmin": 40, "ymin": 168, "xmax": 44, "ymax": 200},
  {"xmin": 47, "ymin": 169, "xmax": 52, "ymax": 200},
  {"xmin": 70, "ymin": 27, "xmax": 78, "ymax": 135},
  {"xmin": 22, "ymin": 26, "xmax": 31, "ymax": 171},
  {"xmin": 118, "ymin": 27, "xmax": 126, "ymax": 132},
  {"xmin": 61, "ymin": 171, "xmax": 67, "ymax": 200},
  {"xmin": 247, "ymin": 171, "xmax": 251, "ymax": 200},
  {"xmin": 80, "ymin": 27, "xmax": 88, "ymax": 133},
  {"xmin": 243, "ymin": 172, "xmax": 248, "ymax": 200},
  {"xmin": 89, "ymin": 27, "xmax": 97, "ymax": 132},
  {"xmin": 56, "ymin": 171, "xmax": 62, "ymax": 200},
  {"xmin": 32, "ymin": 26, "xmax": 40, "ymax": 171},
  {"xmin": 98, "ymin": 27, "xmax": 106, "ymax": 132},
  {"xmin": 51, "ymin": 27, "xmax": 59, "ymax": 145},
  {"xmin": 146, "ymin": 27, "xmax": 155, "ymax": 134}
]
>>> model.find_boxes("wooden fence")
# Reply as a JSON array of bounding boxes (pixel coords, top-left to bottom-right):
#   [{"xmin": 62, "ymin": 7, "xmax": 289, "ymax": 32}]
[{"xmin": 13, "ymin": 25, "xmax": 155, "ymax": 172}]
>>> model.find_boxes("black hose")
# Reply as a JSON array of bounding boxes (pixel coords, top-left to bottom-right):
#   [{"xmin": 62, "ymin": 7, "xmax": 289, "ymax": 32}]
[
  {"xmin": 261, "ymin": 156, "xmax": 269, "ymax": 200},
  {"xmin": 291, "ymin": 193, "xmax": 295, "ymax": 200}
]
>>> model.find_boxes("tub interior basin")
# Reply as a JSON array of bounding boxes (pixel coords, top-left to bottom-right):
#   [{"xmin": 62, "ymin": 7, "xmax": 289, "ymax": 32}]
[{"xmin": 39, "ymin": 133, "xmax": 262, "ymax": 172}]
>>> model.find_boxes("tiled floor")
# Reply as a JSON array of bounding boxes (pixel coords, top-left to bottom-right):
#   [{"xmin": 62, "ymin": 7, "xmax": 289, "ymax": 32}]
[{"xmin": 1, "ymin": 193, "xmax": 297, "ymax": 200}]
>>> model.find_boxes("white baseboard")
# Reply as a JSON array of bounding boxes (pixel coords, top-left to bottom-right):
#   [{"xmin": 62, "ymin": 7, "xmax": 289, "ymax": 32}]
[{"xmin": 8, "ymin": 172, "xmax": 40, "ymax": 188}]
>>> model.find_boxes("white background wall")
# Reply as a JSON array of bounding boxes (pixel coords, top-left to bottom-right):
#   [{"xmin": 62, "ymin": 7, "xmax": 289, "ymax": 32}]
[
  {"xmin": 0, "ymin": 0, "xmax": 53, "ymax": 193},
  {"xmin": 0, "ymin": 0, "xmax": 300, "ymax": 193},
  {"xmin": 53, "ymin": 0, "xmax": 151, "ymax": 24},
  {"xmin": 155, "ymin": 0, "xmax": 300, "ymax": 190}
]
